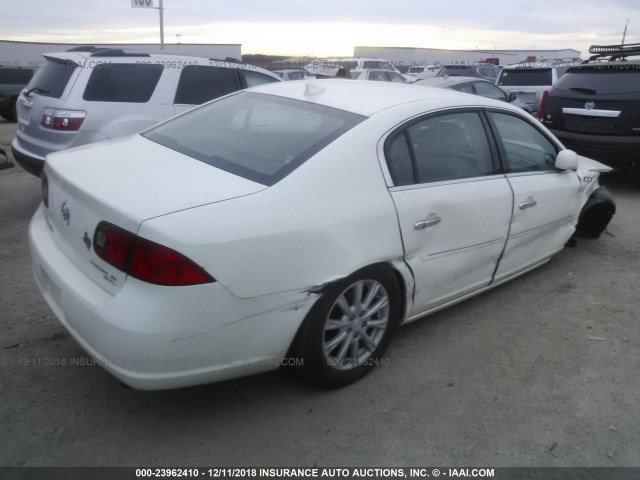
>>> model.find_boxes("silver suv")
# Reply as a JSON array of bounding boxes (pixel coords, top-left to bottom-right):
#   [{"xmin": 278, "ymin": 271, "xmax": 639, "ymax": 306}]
[
  {"xmin": 496, "ymin": 60, "xmax": 576, "ymax": 114},
  {"xmin": 12, "ymin": 47, "xmax": 281, "ymax": 176}
]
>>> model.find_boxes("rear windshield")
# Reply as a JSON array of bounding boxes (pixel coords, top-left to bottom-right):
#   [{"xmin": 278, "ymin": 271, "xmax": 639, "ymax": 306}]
[
  {"xmin": 143, "ymin": 92, "xmax": 366, "ymax": 186},
  {"xmin": 25, "ymin": 58, "xmax": 77, "ymax": 98},
  {"xmin": 498, "ymin": 68, "xmax": 552, "ymax": 86},
  {"xmin": 84, "ymin": 63, "xmax": 163, "ymax": 102},
  {"xmin": 554, "ymin": 66, "xmax": 640, "ymax": 94}
]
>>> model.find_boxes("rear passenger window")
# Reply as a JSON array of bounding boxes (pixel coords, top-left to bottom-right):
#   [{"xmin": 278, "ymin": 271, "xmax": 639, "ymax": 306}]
[
  {"xmin": 369, "ymin": 71, "xmax": 389, "ymax": 82},
  {"xmin": 26, "ymin": 59, "xmax": 76, "ymax": 99},
  {"xmin": 473, "ymin": 82, "xmax": 505, "ymax": 100},
  {"xmin": 386, "ymin": 112, "xmax": 495, "ymax": 185},
  {"xmin": 240, "ymin": 70, "xmax": 279, "ymax": 88},
  {"xmin": 490, "ymin": 112, "xmax": 558, "ymax": 172},
  {"xmin": 450, "ymin": 83, "xmax": 474, "ymax": 94},
  {"xmin": 83, "ymin": 64, "xmax": 163, "ymax": 102},
  {"xmin": 175, "ymin": 66, "xmax": 239, "ymax": 105},
  {"xmin": 388, "ymin": 72, "xmax": 407, "ymax": 83}
]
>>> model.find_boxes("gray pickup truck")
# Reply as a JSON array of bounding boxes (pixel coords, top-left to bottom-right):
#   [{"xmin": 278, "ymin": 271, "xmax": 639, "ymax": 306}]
[{"xmin": 0, "ymin": 67, "xmax": 34, "ymax": 122}]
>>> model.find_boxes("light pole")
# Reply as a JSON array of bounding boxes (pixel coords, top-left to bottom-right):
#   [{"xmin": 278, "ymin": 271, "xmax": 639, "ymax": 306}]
[{"xmin": 158, "ymin": 0, "xmax": 164, "ymax": 49}]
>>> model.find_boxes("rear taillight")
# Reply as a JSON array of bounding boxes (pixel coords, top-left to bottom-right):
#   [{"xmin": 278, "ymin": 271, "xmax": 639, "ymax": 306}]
[
  {"xmin": 537, "ymin": 90, "xmax": 548, "ymax": 122},
  {"xmin": 41, "ymin": 109, "xmax": 86, "ymax": 131},
  {"xmin": 94, "ymin": 222, "xmax": 134, "ymax": 272},
  {"xmin": 94, "ymin": 221, "xmax": 214, "ymax": 286},
  {"xmin": 41, "ymin": 172, "xmax": 49, "ymax": 208}
]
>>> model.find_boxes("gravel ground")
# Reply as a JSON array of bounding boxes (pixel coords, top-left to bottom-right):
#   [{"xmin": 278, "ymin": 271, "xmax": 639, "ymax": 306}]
[{"xmin": 1, "ymin": 118, "xmax": 639, "ymax": 468}]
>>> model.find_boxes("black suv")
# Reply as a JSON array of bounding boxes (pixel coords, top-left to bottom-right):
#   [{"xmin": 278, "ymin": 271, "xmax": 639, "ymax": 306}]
[
  {"xmin": 0, "ymin": 66, "xmax": 34, "ymax": 121},
  {"xmin": 539, "ymin": 43, "xmax": 640, "ymax": 169}
]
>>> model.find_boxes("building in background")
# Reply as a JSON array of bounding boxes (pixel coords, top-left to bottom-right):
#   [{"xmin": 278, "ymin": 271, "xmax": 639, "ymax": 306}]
[
  {"xmin": 0, "ymin": 40, "xmax": 242, "ymax": 69},
  {"xmin": 353, "ymin": 46, "xmax": 582, "ymax": 68}
]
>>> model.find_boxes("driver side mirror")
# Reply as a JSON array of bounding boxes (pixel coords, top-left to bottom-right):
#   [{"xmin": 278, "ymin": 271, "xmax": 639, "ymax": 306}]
[
  {"xmin": 508, "ymin": 92, "xmax": 517, "ymax": 102},
  {"xmin": 555, "ymin": 149, "xmax": 579, "ymax": 171}
]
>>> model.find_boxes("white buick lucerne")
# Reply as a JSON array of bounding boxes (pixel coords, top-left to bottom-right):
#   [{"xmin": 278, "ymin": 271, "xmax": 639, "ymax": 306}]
[{"xmin": 29, "ymin": 80, "xmax": 615, "ymax": 389}]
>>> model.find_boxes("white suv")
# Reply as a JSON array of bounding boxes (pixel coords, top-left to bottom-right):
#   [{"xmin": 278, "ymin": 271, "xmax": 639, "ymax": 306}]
[{"xmin": 12, "ymin": 47, "xmax": 281, "ymax": 176}]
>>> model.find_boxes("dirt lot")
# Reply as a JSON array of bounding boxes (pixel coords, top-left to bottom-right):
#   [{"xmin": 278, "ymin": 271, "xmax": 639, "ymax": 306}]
[{"xmin": 1, "ymin": 118, "xmax": 639, "ymax": 468}]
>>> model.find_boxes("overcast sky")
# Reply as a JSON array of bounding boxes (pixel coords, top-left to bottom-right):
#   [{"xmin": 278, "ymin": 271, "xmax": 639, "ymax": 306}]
[{"xmin": 2, "ymin": 0, "xmax": 638, "ymax": 57}]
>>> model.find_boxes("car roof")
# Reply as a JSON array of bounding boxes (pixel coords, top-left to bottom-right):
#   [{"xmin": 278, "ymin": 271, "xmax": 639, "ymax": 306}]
[
  {"xmin": 248, "ymin": 79, "xmax": 512, "ymax": 117},
  {"xmin": 42, "ymin": 51, "xmax": 278, "ymax": 76},
  {"xmin": 502, "ymin": 60, "xmax": 577, "ymax": 69}
]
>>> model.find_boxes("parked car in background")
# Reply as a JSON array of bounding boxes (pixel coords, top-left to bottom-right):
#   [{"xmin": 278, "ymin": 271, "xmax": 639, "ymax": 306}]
[
  {"xmin": 496, "ymin": 59, "xmax": 576, "ymax": 114},
  {"xmin": 12, "ymin": 47, "xmax": 280, "ymax": 176},
  {"xmin": 0, "ymin": 66, "xmax": 34, "ymax": 121},
  {"xmin": 30, "ymin": 80, "xmax": 614, "ymax": 390},
  {"xmin": 538, "ymin": 43, "xmax": 640, "ymax": 169},
  {"xmin": 410, "ymin": 65, "xmax": 441, "ymax": 78},
  {"xmin": 307, "ymin": 57, "xmax": 398, "ymax": 76},
  {"xmin": 413, "ymin": 76, "xmax": 532, "ymax": 113},
  {"xmin": 436, "ymin": 63, "xmax": 501, "ymax": 82},
  {"xmin": 273, "ymin": 69, "xmax": 307, "ymax": 81},
  {"xmin": 350, "ymin": 69, "xmax": 410, "ymax": 83}
]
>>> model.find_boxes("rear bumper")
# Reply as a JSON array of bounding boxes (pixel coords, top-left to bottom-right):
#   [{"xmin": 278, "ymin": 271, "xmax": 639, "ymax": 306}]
[
  {"xmin": 551, "ymin": 129, "xmax": 640, "ymax": 168},
  {"xmin": 11, "ymin": 138, "xmax": 45, "ymax": 176},
  {"xmin": 29, "ymin": 206, "xmax": 317, "ymax": 390}
]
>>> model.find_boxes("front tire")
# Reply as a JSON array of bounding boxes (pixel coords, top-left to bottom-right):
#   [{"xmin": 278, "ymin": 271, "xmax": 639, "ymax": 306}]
[{"xmin": 292, "ymin": 265, "xmax": 401, "ymax": 387}]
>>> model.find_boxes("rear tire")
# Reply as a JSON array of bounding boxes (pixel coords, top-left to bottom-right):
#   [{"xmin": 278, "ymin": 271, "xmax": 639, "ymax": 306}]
[{"xmin": 291, "ymin": 265, "xmax": 401, "ymax": 388}]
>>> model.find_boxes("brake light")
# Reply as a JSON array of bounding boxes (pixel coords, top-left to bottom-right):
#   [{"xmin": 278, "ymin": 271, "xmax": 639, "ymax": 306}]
[
  {"xmin": 41, "ymin": 109, "xmax": 86, "ymax": 131},
  {"xmin": 94, "ymin": 221, "xmax": 215, "ymax": 286},
  {"xmin": 41, "ymin": 172, "xmax": 49, "ymax": 208},
  {"xmin": 537, "ymin": 90, "xmax": 548, "ymax": 122}
]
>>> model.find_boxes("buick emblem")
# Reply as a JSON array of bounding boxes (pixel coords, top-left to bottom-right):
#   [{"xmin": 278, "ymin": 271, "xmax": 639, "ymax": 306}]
[
  {"xmin": 61, "ymin": 201, "xmax": 70, "ymax": 226},
  {"xmin": 585, "ymin": 101, "xmax": 595, "ymax": 110}
]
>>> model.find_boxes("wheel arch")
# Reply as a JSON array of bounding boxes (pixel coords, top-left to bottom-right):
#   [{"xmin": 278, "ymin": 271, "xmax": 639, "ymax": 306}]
[
  {"xmin": 285, "ymin": 260, "xmax": 411, "ymax": 386},
  {"xmin": 293, "ymin": 259, "xmax": 412, "ymax": 347}
]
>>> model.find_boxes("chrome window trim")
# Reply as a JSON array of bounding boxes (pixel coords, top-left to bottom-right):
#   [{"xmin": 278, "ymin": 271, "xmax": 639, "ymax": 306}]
[{"xmin": 388, "ymin": 173, "xmax": 508, "ymax": 192}]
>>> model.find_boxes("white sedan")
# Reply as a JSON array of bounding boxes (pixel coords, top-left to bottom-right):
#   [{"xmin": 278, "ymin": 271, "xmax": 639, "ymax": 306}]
[{"xmin": 29, "ymin": 80, "xmax": 615, "ymax": 390}]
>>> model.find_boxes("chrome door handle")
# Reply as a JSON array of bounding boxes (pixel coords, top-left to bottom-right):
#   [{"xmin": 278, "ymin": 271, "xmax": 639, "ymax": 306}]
[
  {"xmin": 414, "ymin": 213, "xmax": 441, "ymax": 230},
  {"xmin": 519, "ymin": 197, "xmax": 537, "ymax": 209}
]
